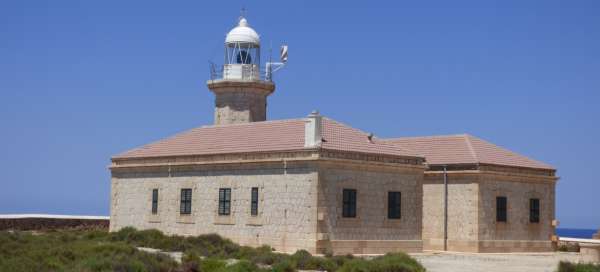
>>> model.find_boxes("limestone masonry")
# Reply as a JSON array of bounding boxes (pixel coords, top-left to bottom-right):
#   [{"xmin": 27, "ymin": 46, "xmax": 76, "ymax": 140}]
[{"xmin": 109, "ymin": 16, "xmax": 558, "ymax": 254}]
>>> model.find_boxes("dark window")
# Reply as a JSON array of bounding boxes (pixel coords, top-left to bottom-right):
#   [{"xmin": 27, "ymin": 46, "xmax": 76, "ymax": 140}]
[
  {"xmin": 496, "ymin": 196, "xmax": 507, "ymax": 222},
  {"xmin": 251, "ymin": 187, "xmax": 259, "ymax": 216},
  {"xmin": 151, "ymin": 189, "xmax": 159, "ymax": 214},
  {"xmin": 388, "ymin": 191, "xmax": 402, "ymax": 219},
  {"xmin": 342, "ymin": 189, "xmax": 357, "ymax": 218},
  {"xmin": 180, "ymin": 189, "xmax": 192, "ymax": 215},
  {"xmin": 219, "ymin": 188, "xmax": 231, "ymax": 215},
  {"xmin": 530, "ymin": 198, "xmax": 540, "ymax": 223}
]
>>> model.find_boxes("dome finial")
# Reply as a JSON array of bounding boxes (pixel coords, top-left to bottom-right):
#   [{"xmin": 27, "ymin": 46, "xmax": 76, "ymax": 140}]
[{"xmin": 238, "ymin": 17, "xmax": 248, "ymax": 27}]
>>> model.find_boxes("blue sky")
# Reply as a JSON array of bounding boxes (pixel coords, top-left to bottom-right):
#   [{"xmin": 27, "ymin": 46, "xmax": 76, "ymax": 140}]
[{"xmin": 1, "ymin": 1, "xmax": 598, "ymax": 229}]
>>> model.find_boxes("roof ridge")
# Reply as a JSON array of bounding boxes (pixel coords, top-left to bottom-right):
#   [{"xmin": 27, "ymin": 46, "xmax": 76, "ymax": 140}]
[
  {"xmin": 321, "ymin": 117, "xmax": 422, "ymax": 157},
  {"xmin": 382, "ymin": 133, "xmax": 469, "ymax": 141},
  {"xmin": 463, "ymin": 134, "xmax": 479, "ymax": 162},
  {"xmin": 466, "ymin": 134, "xmax": 554, "ymax": 169},
  {"xmin": 322, "ymin": 117, "xmax": 371, "ymax": 136}
]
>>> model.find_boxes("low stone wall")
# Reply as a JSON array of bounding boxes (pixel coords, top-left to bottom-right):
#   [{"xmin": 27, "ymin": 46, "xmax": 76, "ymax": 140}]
[{"xmin": 0, "ymin": 216, "xmax": 109, "ymax": 231}]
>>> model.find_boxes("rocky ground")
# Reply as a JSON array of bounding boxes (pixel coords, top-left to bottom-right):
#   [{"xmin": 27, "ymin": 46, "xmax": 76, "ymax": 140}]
[{"xmin": 411, "ymin": 251, "xmax": 583, "ymax": 272}]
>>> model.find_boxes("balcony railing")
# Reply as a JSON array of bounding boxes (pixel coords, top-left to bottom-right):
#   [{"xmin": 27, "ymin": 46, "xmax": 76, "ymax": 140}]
[{"xmin": 209, "ymin": 62, "xmax": 272, "ymax": 82}]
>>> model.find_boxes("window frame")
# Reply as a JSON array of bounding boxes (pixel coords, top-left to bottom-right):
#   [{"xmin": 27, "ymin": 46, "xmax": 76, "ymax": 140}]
[
  {"xmin": 219, "ymin": 188, "xmax": 232, "ymax": 216},
  {"xmin": 529, "ymin": 198, "xmax": 540, "ymax": 223},
  {"xmin": 496, "ymin": 196, "xmax": 507, "ymax": 222},
  {"xmin": 250, "ymin": 187, "xmax": 259, "ymax": 216},
  {"xmin": 342, "ymin": 188, "xmax": 357, "ymax": 218},
  {"xmin": 151, "ymin": 189, "xmax": 159, "ymax": 214},
  {"xmin": 180, "ymin": 188, "xmax": 192, "ymax": 215},
  {"xmin": 387, "ymin": 191, "xmax": 402, "ymax": 219}
]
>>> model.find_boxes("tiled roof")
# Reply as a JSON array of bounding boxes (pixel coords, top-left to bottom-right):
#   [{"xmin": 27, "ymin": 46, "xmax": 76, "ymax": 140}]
[
  {"xmin": 384, "ymin": 134, "xmax": 554, "ymax": 170},
  {"xmin": 113, "ymin": 119, "xmax": 306, "ymax": 159},
  {"xmin": 320, "ymin": 118, "xmax": 421, "ymax": 157},
  {"xmin": 113, "ymin": 117, "xmax": 421, "ymax": 160}
]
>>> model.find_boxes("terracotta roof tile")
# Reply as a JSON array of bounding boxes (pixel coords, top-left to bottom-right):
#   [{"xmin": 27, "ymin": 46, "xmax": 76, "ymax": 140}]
[
  {"xmin": 113, "ymin": 117, "xmax": 422, "ymax": 160},
  {"xmin": 113, "ymin": 119, "xmax": 306, "ymax": 159},
  {"xmin": 384, "ymin": 134, "xmax": 554, "ymax": 170},
  {"xmin": 321, "ymin": 118, "xmax": 421, "ymax": 158}
]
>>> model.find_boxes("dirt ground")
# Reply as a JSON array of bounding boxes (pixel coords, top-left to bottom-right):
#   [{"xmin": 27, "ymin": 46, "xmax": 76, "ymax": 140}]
[{"xmin": 410, "ymin": 251, "xmax": 583, "ymax": 272}]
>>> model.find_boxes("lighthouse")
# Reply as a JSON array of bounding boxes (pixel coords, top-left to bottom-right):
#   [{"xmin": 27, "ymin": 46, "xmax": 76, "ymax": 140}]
[{"xmin": 208, "ymin": 16, "xmax": 283, "ymax": 125}]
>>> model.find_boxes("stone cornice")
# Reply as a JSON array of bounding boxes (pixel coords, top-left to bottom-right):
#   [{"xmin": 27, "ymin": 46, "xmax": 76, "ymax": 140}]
[
  {"xmin": 425, "ymin": 170, "xmax": 558, "ymax": 183},
  {"xmin": 428, "ymin": 163, "xmax": 555, "ymax": 176},
  {"xmin": 207, "ymin": 79, "xmax": 275, "ymax": 95},
  {"xmin": 110, "ymin": 149, "xmax": 425, "ymax": 172}
]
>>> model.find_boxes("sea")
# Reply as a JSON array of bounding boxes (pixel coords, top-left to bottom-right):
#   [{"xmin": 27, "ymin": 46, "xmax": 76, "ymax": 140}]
[{"xmin": 556, "ymin": 228, "xmax": 598, "ymax": 239}]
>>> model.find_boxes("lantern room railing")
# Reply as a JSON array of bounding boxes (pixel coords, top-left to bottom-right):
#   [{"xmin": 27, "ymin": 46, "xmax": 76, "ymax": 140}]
[{"xmin": 209, "ymin": 62, "xmax": 273, "ymax": 82}]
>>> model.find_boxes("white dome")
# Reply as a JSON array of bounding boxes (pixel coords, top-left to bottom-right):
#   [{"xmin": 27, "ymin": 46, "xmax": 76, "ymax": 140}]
[{"xmin": 225, "ymin": 17, "xmax": 260, "ymax": 45}]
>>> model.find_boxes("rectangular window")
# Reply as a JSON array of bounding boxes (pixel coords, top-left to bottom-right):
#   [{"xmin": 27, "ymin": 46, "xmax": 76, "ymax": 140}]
[
  {"xmin": 530, "ymin": 198, "xmax": 540, "ymax": 223},
  {"xmin": 388, "ymin": 191, "xmax": 401, "ymax": 219},
  {"xmin": 219, "ymin": 188, "xmax": 231, "ymax": 216},
  {"xmin": 151, "ymin": 189, "xmax": 159, "ymax": 214},
  {"xmin": 496, "ymin": 196, "xmax": 507, "ymax": 222},
  {"xmin": 251, "ymin": 187, "xmax": 259, "ymax": 216},
  {"xmin": 180, "ymin": 188, "xmax": 192, "ymax": 215},
  {"xmin": 342, "ymin": 189, "xmax": 357, "ymax": 218}
]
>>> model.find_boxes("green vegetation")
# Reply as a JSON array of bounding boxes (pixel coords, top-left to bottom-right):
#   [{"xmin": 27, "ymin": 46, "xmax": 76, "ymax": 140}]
[
  {"xmin": 558, "ymin": 243, "xmax": 581, "ymax": 252},
  {"xmin": 557, "ymin": 261, "xmax": 600, "ymax": 272},
  {"xmin": 0, "ymin": 227, "xmax": 426, "ymax": 272}
]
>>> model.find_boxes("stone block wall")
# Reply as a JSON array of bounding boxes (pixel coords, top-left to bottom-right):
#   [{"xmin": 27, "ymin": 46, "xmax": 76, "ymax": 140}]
[
  {"xmin": 422, "ymin": 170, "xmax": 556, "ymax": 252},
  {"xmin": 110, "ymin": 161, "xmax": 319, "ymax": 253},
  {"xmin": 0, "ymin": 217, "xmax": 109, "ymax": 231},
  {"xmin": 316, "ymin": 162, "xmax": 424, "ymax": 254},
  {"xmin": 477, "ymin": 173, "xmax": 556, "ymax": 252},
  {"xmin": 422, "ymin": 172, "xmax": 480, "ymax": 252}
]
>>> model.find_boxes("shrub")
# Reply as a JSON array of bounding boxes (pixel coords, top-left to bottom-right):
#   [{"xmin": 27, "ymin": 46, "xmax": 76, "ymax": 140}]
[
  {"xmin": 199, "ymin": 257, "xmax": 227, "ymax": 272},
  {"xmin": 271, "ymin": 259, "xmax": 295, "ymax": 272},
  {"xmin": 339, "ymin": 253, "xmax": 425, "ymax": 272},
  {"xmin": 331, "ymin": 254, "xmax": 354, "ymax": 267},
  {"xmin": 0, "ymin": 230, "xmax": 178, "ymax": 272},
  {"xmin": 250, "ymin": 250, "xmax": 285, "ymax": 265},
  {"xmin": 0, "ymin": 228, "xmax": 427, "ymax": 272},
  {"xmin": 557, "ymin": 261, "xmax": 600, "ymax": 272},
  {"xmin": 219, "ymin": 260, "xmax": 264, "ymax": 272},
  {"xmin": 558, "ymin": 243, "xmax": 581, "ymax": 253}
]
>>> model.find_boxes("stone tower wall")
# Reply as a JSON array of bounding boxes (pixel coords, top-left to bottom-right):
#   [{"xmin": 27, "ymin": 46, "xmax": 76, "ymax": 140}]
[
  {"xmin": 214, "ymin": 91, "xmax": 267, "ymax": 124},
  {"xmin": 207, "ymin": 80, "xmax": 275, "ymax": 125}
]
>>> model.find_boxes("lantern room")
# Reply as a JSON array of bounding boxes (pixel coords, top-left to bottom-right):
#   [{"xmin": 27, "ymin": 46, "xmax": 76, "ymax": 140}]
[{"xmin": 222, "ymin": 17, "xmax": 261, "ymax": 80}]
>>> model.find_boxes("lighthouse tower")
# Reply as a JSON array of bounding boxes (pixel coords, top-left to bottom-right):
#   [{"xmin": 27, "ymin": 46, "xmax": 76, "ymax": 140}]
[{"xmin": 207, "ymin": 17, "xmax": 276, "ymax": 125}]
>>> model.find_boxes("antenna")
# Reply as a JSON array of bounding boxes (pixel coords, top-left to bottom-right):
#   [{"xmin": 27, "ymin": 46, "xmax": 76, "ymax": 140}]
[
  {"xmin": 240, "ymin": 7, "xmax": 247, "ymax": 18},
  {"xmin": 265, "ymin": 43, "xmax": 288, "ymax": 81}
]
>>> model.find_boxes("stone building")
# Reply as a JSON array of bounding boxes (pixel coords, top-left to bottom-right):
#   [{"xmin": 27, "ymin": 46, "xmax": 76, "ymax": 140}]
[{"xmin": 109, "ymin": 17, "xmax": 558, "ymax": 254}]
